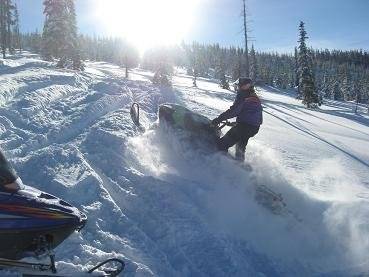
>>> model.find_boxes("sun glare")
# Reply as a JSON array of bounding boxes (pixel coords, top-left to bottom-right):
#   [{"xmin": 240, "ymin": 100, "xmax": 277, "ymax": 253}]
[{"xmin": 94, "ymin": 0, "xmax": 200, "ymax": 53}]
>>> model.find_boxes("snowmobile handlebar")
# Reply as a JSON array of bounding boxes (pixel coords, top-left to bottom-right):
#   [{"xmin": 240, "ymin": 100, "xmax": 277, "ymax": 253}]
[
  {"xmin": 216, "ymin": 120, "xmax": 237, "ymax": 130},
  {"xmin": 130, "ymin": 102, "xmax": 145, "ymax": 132},
  {"xmin": 130, "ymin": 102, "xmax": 140, "ymax": 126}
]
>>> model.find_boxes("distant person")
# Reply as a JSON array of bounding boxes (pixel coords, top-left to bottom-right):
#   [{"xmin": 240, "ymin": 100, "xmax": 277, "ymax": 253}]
[{"xmin": 211, "ymin": 77, "xmax": 263, "ymax": 161}]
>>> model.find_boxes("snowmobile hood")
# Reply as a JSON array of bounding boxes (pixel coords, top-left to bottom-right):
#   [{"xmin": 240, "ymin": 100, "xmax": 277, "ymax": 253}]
[
  {"xmin": 0, "ymin": 183, "xmax": 88, "ymax": 230},
  {"xmin": 0, "ymin": 150, "xmax": 86, "ymax": 231},
  {"xmin": 0, "ymin": 182, "xmax": 87, "ymax": 260}
]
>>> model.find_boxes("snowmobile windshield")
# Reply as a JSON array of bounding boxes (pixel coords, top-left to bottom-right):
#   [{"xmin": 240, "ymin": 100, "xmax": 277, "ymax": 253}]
[
  {"xmin": 159, "ymin": 104, "xmax": 210, "ymax": 129},
  {"xmin": 0, "ymin": 150, "xmax": 18, "ymax": 188},
  {"xmin": 158, "ymin": 104, "xmax": 221, "ymax": 152}
]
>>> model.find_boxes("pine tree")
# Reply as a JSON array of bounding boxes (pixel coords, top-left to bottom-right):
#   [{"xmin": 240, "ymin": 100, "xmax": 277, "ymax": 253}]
[
  {"xmin": 332, "ymin": 81, "xmax": 342, "ymax": 100},
  {"xmin": 5, "ymin": 0, "xmax": 15, "ymax": 54},
  {"xmin": 42, "ymin": 0, "xmax": 83, "ymax": 69},
  {"xmin": 219, "ymin": 52, "xmax": 229, "ymax": 89},
  {"xmin": 12, "ymin": 2, "xmax": 20, "ymax": 53},
  {"xmin": 320, "ymin": 74, "xmax": 330, "ymax": 99},
  {"xmin": 0, "ymin": 1, "xmax": 6, "ymax": 58},
  {"xmin": 220, "ymin": 74, "xmax": 230, "ymax": 90},
  {"xmin": 0, "ymin": 0, "xmax": 15, "ymax": 58},
  {"xmin": 43, "ymin": 0, "xmax": 65, "ymax": 59},
  {"xmin": 214, "ymin": 44, "xmax": 223, "ymax": 79},
  {"xmin": 354, "ymin": 79, "xmax": 362, "ymax": 113},
  {"xmin": 151, "ymin": 50, "xmax": 173, "ymax": 87},
  {"xmin": 215, "ymin": 48, "xmax": 229, "ymax": 89},
  {"xmin": 24, "ymin": 30, "xmax": 42, "ymax": 53},
  {"xmin": 66, "ymin": 0, "xmax": 83, "ymax": 70},
  {"xmin": 231, "ymin": 47, "xmax": 243, "ymax": 82},
  {"xmin": 297, "ymin": 21, "xmax": 318, "ymax": 108},
  {"xmin": 250, "ymin": 45, "xmax": 258, "ymax": 82},
  {"xmin": 122, "ymin": 54, "xmax": 129, "ymax": 78},
  {"xmin": 192, "ymin": 67, "xmax": 198, "ymax": 87},
  {"xmin": 188, "ymin": 43, "xmax": 200, "ymax": 87},
  {"xmin": 294, "ymin": 47, "xmax": 299, "ymax": 88},
  {"xmin": 341, "ymin": 74, "xmax": 350, "ymax": 101},
  {"xmin": 152, "ymin": 61, "xmax": 173, "ymax": 87}
]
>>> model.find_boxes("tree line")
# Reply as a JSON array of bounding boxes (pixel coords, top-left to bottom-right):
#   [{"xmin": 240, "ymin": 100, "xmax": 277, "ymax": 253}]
[
  {"xmin": 138, "ymin": 23, "xmax": 369, "ymax": 109},
  {"xmin": 21, "ymin": 32, "xmax": 140, "ymax": 74},
  {"xmin": 8, "ymin": 1, "xmax": 369, "ymax": 110}
]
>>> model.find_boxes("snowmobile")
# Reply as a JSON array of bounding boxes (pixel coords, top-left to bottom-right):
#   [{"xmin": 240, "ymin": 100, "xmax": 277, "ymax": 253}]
[
  {"xmin": 130, "ymin": 102, "xmax": 222, "ymax": 152},
  {"xmin": 0, "ymin": 150, "xmax": 125, "ymax": 276},
  {"xmin": 130, "ymin": 102, "xmax": 300, "ymax": 220}
]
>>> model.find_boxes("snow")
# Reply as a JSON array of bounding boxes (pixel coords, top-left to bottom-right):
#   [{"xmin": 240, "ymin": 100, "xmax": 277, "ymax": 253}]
[{"xmin": 1, "ymin": 52, "xmax": 369, "ymax": 276}]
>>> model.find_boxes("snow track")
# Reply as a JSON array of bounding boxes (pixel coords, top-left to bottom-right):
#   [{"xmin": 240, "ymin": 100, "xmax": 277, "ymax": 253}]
[{"xmin": 1, "ymin": 53, "xmax": 369, "ymax": 276}]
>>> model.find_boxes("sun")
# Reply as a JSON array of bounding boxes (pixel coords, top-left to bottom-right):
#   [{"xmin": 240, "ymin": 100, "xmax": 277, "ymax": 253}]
[{"xmin": 94, "ymin": 0, "xmax": 200, "ymax": 53}]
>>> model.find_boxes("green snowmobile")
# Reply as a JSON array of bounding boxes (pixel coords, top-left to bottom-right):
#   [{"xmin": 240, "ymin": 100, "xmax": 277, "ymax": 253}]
[{"xmin": 130, "ymin": 102, "xmax": 232, "ymax": 152}]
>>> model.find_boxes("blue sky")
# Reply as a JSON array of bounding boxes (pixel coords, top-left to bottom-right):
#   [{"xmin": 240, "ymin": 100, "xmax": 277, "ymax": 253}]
[{"xmin": 18, "ymin": 0, "xmax": 369, "ymax": 53}]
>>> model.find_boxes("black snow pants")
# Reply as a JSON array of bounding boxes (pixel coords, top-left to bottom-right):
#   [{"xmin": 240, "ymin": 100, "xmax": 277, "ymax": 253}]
[{"xmin": 217, "ymin": 123, "xmax": 259, "ymax": 161}]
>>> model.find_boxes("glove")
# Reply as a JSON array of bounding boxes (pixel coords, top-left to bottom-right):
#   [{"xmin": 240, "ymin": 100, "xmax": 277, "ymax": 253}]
[{"xmin": 211, "ymin": 117, "xmax": 221, "ymax": 126}]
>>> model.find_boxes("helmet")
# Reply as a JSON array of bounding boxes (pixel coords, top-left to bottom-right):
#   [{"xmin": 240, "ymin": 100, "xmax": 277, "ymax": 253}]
[{"xmin": 236, "ymin": 77, "xmax": 253, "ymax": 87}]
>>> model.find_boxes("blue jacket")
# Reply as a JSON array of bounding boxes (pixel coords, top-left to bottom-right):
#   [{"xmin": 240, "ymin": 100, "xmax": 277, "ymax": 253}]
[{"xmin": 217, "ymin": 90, "xmax": 263, "ymax": 126}]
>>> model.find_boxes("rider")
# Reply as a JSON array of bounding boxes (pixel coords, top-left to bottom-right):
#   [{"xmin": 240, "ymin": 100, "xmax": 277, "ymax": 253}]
[{"xmin": 211, "ymin": 77, "xmax": 263, "ymax": 161}]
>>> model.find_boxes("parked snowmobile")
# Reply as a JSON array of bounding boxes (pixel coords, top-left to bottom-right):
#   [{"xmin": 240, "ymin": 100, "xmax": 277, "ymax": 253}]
[
  {"xmin": 0, "ymin": 150, "xmax": 125, "ymax": 276},
  {"xmin": 130, "ymin": 103, "xmax": 301, "ymax": 221}
]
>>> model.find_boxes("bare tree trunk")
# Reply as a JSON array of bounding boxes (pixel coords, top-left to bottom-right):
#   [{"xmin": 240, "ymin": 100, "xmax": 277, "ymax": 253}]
[
  {"xmin": 6, "ymin": 0, "xmax": 12, "ymax": 55},
  {"xmin": 125, "ymin": 55, "xmax": 129, "ymax": 78},
  {"xmin": 193, "ymin": 69, "xmax": 197, "ymax": 87},
  {"xmin": 242, "ymin": 0, "xmax": 249, "ymax": 77},
  {"xmin": 0, "ymin": 2, "xmax": 6, "ymax": 58}
]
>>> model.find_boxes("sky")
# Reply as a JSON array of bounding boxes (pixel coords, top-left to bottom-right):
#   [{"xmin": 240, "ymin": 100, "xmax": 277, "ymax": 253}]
[{"xmin": 18, "ymin": 0, "xmax": 369, "ymax": 53}]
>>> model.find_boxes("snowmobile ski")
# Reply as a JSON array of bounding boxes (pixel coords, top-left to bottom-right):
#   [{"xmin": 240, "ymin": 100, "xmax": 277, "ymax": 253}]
[
  {"xmin": 255, "ymin": 184, "xmax": 286, "ymax": 214},
  {"xmin": 87, "ymin": 258, "xmax": 125, "ymax": 276},
  {"xmin": 0, "ymin": 257, "xmax": 125, "ymax": 277},
  {"xmin": 0, "ymin": 257, "xmax": 57, "ymax": 276},
  {"xmin": 254, "ymin": 184, "xmax": 302, "ymax": 222}
]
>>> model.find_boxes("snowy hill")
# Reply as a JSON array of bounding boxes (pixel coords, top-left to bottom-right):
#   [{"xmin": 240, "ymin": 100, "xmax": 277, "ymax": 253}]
[{"xmin": 1, "ymin": 52, "xmax": 369, "ymax": 276}]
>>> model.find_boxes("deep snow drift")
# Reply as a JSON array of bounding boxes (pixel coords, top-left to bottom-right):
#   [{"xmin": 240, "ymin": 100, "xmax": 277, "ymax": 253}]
[{"xmin": 0, "ymin": 52, "xmax": 369, "ymax": 276}]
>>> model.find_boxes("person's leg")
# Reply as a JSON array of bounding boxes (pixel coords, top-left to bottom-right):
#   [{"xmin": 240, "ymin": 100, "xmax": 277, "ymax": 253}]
[
  {"xmin": 217, "ymin": 125, "xmax": 243, "ymax": 152},
  {"xmin": 235, "ymin": 138, "xmax": 249, "ymax": 161},
  {"xmin": 234, "ymin": 124, "xmax": 260, "ymax": 161}
]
